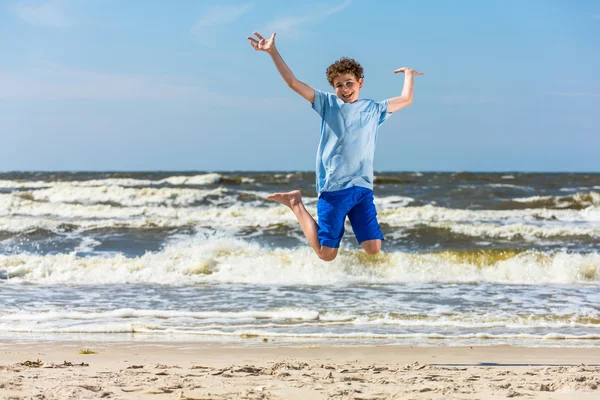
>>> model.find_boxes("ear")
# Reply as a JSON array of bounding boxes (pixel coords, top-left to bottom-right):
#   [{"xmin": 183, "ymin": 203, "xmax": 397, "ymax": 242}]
[{"xmin": 358, "ymin": 78, "xmax": 364, "ymax": 88}]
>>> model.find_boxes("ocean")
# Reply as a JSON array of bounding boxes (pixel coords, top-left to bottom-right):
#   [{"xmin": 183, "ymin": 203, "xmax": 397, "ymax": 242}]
[{"xmin": 0, "ymin": 171, "xmax": 599, "ymax": 347}]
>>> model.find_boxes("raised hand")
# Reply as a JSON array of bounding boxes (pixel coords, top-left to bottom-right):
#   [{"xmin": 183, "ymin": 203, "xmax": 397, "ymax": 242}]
[
  {"xmin": 248, "ymin": 31, "xmax": 276, "ymax": 53},
  {"xmin": 394, "ymin": 67, "xmax": 423, "ymax": 75}
]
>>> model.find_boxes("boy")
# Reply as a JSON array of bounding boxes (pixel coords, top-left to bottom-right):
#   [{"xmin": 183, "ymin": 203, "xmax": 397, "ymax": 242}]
[{"xmin": 248, "ymin": 31, "xmax": 422, "ymax": 262}]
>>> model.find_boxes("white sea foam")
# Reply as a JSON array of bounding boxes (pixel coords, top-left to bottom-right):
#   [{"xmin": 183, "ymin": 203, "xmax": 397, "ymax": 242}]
[
  {"xmin": 2, "ymin": 314, "xmax": 597, "ymax": 332},
  {"xmin": 380, "ymin": 204, "xmax": 600, "ymax": 224},
  {"xmin": 158, "ymin": 173, "xmax": 222, "ymax": 185},
  {"xmin": 0, "ymin": 308, "xmax": 319, "ymax": 322},
  {"xmin": 487, "ymin": 183, "xmax": 534, "ymax": 191},
  {"xmin": 0, "ymin": 238, "xmax": 598, "ymax": 285},
  {"xmin": 513, "ymin": 192, "xmax": 600, "ymax": 208},
  {"xmin": 374, "ymin": 196, "xmax": 414, "ymax": 209},
  {"xmin": 6, "ymin": 326, "xmax": 595, "ymax": 342},
  {"xmin": 73, "ymin": 236, "xmax": 101, "ymax": 253},
  {"xmin": 352, "ymin": 318, "xmax": 585, "ymax": 329},
  {"xmin": 0, "ymin": 321, "xmax": 140, "ymax": 334},
  {"xmin": 193, "ymin": 330, "xmax": 600, "ymax": 341},
  {"xmin": 444, "ymin": 222, "xmax": 600, "ymax": 240},
  {"xmin": 2, "ymin": 191, "xmax": 600, "ymax": 237},
  {"xmin": 0, "ymin": 180, "xmax": 53, "ymax": 189},
  {"xmin": 0, "ymin": 174, "xmax": 226, "ymax": 189},
  {"xmin": 20, "ymin": 186, "xmax": 228, "ymax": 207}
]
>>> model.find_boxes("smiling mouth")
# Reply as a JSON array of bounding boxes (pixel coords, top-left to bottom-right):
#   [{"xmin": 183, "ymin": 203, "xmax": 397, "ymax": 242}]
[{"xmin": 342, "ymin": 93, "xmax": 354, "ymax": 100}]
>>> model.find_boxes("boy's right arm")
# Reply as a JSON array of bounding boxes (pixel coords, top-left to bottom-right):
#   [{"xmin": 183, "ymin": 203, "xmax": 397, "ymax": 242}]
[{"xmin": 248, "ymin": 32, "xmax": 315, "ymax": 104}]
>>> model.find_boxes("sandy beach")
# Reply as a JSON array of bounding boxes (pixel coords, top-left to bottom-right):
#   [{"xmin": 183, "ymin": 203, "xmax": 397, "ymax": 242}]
[{"xmin": 1, "ymin": 342, "xmax": 599, "ymax": 399}]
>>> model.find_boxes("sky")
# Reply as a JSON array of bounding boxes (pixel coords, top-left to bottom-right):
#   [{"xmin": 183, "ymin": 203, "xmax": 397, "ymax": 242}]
[{"xmin": 0, "ymin": 0, "xmax": 599, "ymax": 172}]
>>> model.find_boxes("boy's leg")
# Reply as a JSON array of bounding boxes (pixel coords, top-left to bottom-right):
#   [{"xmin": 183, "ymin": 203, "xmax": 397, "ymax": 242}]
[
  {"xmin": 347, "ymin": 188, "xmax": 384, "ymax": 255},
  {"xmin": 360, "ymin": 239, "xmax": 382, "ymax": 255},
  {"xmin": 267, "ymin": 190, "xmax": 338, "ymax": 261}
]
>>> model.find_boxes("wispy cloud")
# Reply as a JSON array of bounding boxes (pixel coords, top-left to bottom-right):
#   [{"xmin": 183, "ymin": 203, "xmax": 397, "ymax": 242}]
[
  {"xmin": 0, "ymin": 74, "xmax": 193, "ymax": 102},
  {"xmin": 192, "ymin": 3, "xmax": 254, "ymax": 32},
  {"xmin": 440, "ymin": 95, "xmax": 497, "ymax": 105},
  {"xmin": 0, "ymin": 62, "xmax": 291, "ymax": 108},
  {"xmin": 593, "ymin": 14, "xmax": 600, "ymax": 20},
  {"xmin": 266, "ymin": 0, "xmax": 352, "ymax": 35},
  {"xmin": 0, "ymin": 62, "xmax": 207, "ymax": 101},
  {"xmin": 11, "ymin": 0, "xmax": 68, "ymax": 27},
  {"xmin": 547, "ymin": 92, "xmax": 600, "ymax": 98}
]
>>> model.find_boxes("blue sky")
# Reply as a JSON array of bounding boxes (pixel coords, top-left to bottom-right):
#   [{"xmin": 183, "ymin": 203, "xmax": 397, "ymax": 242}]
[{"xmin": 1, "ymin": 0, "xmax": 598, "ymax": 172}]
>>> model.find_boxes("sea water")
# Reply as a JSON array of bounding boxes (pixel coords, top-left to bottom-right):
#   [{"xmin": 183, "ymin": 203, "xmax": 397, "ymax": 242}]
[{"xmin": 0, "ymin": 171, "xmax": 599, "ymax": 347}]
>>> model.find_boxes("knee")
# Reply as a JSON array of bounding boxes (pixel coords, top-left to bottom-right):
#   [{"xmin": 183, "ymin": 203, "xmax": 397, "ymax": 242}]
[
  {"xmin": 365, "ymin": 247, "xmax": 381, "ymax": 255},
  {"xmin": 317, "ymin": 248, "xmax": 338, "ymax": 262},
  {"xmin": 362, "ymin": 241, "xmax": 381, "ymax": 255}
]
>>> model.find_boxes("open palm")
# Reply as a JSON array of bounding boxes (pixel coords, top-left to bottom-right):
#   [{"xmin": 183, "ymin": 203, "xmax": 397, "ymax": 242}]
[
  {"xmin": 248, "ymin": 31, "xmax": 276, "ymax": 53},
  {"xmin": 394, "ymin": 67, "xmax": 423, "ymax": 75}
]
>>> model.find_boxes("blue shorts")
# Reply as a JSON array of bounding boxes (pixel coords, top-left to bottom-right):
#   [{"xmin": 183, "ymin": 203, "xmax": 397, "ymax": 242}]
[{"xmin": 317, "ymin": 186, "xmax": 384, "ymax": 248}]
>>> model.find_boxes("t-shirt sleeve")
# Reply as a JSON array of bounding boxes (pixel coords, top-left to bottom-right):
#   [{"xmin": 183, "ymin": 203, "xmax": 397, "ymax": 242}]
[
  {"xmin": 376, "ymin": 99, "xmax": 391, "ymax": 126},
  {"xmin": 311, "ymin": 89, "xmax": 332, "ymax": 118}
]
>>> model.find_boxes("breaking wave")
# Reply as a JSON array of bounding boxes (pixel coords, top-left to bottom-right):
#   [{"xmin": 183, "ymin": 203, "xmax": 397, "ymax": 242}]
[{"xmin": 1, "ymin": 238, "xmax": 598, "ymax": 285}]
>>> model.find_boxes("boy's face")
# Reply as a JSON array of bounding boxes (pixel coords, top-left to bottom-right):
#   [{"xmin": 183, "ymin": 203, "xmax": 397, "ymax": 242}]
[{"xmin": 332, "ymin": 73, "xmax": 363, "ymax": 103}]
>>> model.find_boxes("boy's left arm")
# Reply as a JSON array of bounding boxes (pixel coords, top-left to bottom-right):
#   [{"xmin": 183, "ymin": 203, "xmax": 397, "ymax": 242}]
[{"xmin": 386, "ymin": 67, "xmax": 423, "ymax": 113}]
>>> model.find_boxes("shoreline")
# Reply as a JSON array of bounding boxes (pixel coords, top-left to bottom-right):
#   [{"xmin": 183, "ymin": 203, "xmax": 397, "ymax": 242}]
[{"xmin": 2, "ymin": 342, "xmax": 600, "ymax": 399}]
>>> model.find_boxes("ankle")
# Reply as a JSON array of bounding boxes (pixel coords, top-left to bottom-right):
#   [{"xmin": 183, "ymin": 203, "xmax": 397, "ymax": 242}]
[{"xmin": 289, "ymin": 199, "xmax": 301, "ymax": 210}]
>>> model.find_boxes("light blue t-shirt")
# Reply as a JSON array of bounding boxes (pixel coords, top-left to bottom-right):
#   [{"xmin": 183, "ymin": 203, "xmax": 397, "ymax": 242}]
[{"xmin": 312, "ymin": 89, "xmax": 391, "ymax": 194}]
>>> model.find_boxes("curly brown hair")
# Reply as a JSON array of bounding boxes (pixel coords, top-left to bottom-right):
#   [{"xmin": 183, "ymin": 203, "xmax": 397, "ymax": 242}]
[{"xmin": 325, "ymin": 57, "xmax": 364, "ymax": 86}]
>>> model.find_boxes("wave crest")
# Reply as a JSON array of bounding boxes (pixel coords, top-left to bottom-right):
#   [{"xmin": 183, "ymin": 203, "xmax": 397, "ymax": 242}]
[
  {"xmin": 513, "ymin": 192, "xmax": 600, "ymax": 210},
  {"xmin": 1, "ymin": 239, "xmax": 598, "ymax": 285}
]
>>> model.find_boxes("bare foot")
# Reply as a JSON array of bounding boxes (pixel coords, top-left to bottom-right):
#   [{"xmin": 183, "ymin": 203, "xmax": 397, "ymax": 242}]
[{"xmin": 267, "ymin": 190, "xmax": 302, "ymax": 209}]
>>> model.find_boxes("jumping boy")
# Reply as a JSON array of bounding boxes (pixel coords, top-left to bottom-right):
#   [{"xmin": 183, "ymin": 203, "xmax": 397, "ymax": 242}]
[{"xmin": 248, "ymin": 31, "xmax": 422, "ymax": 262}]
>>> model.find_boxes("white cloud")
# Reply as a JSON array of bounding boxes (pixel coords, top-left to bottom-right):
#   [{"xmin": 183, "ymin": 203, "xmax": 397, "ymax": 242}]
[
  {"xmin": 192, "ymin": 3, "xmax": 254, "ymax": 31},
  {"xmin": 11, "ymin": 0, "xmax": 68, "ymax": 27},
  {"xmin": 547, "ymin": 92, "xmax": 600, "ymax": 98},
  {"xmin": 266, "ymin": 0, "xmax": 352, "ymax": 35}
]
